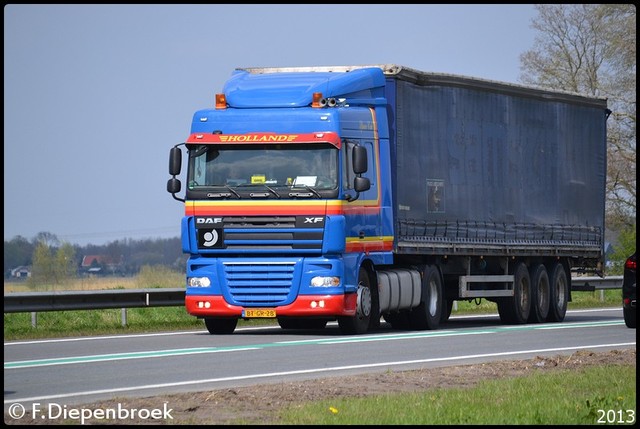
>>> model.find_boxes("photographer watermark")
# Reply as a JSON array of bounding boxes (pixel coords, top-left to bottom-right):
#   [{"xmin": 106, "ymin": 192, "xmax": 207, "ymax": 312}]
[{"xmin": 7, "ymin": 402, "xmax": 174, "ymax": 424}]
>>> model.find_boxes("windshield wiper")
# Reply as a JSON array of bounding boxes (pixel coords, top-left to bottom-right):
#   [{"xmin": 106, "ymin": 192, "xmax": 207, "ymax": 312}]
[
  {"xmin": 225, "ymin": 186, "xmax": 241, "ymax": 198},
  {"xmin": 289, "ymin": 185, "xmax": 321, "ymax": 199},
  {"xmin": 264, "ymin": 185, "xmax": 281, "ymax": 199},
  {"xmin": 204, "ymin": 186, "xmax": 241, "ymax": 199},
  {"xmin": 237, "ymin": 184, "xmax": 282, "ymax": 199}
]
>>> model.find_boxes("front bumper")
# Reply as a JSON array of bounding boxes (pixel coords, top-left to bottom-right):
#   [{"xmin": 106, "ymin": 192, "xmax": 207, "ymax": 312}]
[{"xmin": 185, "ymin": 294, "xmax": 357, "ymax": 318}]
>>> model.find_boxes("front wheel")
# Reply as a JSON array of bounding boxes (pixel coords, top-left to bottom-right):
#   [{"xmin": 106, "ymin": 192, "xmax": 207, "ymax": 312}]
[
  {"xmin": 204, "ymin": 317, "xmax": 237, "ymax": 335},
  {"xmin": 338, "ymin": 267, "xmax": 375, "ymax": 335}
]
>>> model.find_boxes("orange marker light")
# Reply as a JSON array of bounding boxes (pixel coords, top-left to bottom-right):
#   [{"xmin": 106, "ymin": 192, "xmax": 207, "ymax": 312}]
[
  {"xmin": 312, "ymin": 92, "xmax": 324, "ymax": 108},
  {"xmin": 215, "ymin": 93, "xmax": 227, "ymax": 109}
]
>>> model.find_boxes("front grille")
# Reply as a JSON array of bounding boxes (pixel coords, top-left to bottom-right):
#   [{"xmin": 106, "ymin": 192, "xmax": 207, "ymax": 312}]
[{"xmin": 224, "ymin": 261, "xmax": 296, "ymax": 306}]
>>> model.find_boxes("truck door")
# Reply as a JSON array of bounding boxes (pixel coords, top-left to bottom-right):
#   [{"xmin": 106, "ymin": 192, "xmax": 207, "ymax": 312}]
[{"xmin": 343, "ymin": 138, "xmax": 382, "ymax": 244}]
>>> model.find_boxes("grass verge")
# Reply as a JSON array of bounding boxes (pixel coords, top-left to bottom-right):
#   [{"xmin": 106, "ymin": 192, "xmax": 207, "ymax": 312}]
[{"xmin": 275, "ymin": 365, "xmax": 636, "ymax": 425}]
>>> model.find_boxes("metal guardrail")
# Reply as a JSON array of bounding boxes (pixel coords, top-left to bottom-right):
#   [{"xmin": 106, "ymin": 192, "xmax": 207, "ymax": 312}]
[
  {"xmin": 3, "ymin": 276, "xmax": 623, "ymax": 314},
  {"xmin": 3, "ymin": 288, "xmax": 185, "ymax": 313},
  {"xmin": 3, "ymin": 288, "xmax": 186, "ymax": 328}
]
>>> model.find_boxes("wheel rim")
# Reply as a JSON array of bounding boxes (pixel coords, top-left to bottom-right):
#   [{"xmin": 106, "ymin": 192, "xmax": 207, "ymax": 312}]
[
  {"xmin": 555, "ymin": 275, "xmax": 566, "ymax": 310},
  {"xmin": 357, "ymin": 285, "xmax": 371, "ymax": 318},
  {"xmin": 427, "ymin": 277, "xmax": 438, "ymax": 317}
]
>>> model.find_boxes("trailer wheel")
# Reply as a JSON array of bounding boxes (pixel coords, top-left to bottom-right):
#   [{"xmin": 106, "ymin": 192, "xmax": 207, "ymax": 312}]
[
  {"xmin": 528, "ymin": 264, "xmax": 550, "ymax": 323},
  {"xmin": 338, "ymin": 267, "xmax": 373, "ymax": 335},
  {"xmin": 204, "ymin": 317, "xmax": 238, "ymax": 335},
  {"xmin": 547, "ymin": 262, "xmax": 568, "ymax": 322},
  {"xmin": 498, "ymin": 262, "xmax": 531, "ymax": 324},
  {"xmin": 409, "ymin": 265, "xmax": 442, "ymax": 330}
]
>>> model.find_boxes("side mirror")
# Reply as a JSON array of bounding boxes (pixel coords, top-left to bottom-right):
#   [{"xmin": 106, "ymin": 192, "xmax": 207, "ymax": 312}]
[
  {"xmin": 169, "ymin": 147, "xmax": 182, "ymax": 176},
  {"xmin": 167, "ymin": 177, "xmax": 181, "ymax": 194},
  {"xmin": 354, "ymin": 176, "xmax": 370, "ymax": 192},
  {"xmin": 352, "ymin": 145, "xmax": 368, "ymax": 174}
]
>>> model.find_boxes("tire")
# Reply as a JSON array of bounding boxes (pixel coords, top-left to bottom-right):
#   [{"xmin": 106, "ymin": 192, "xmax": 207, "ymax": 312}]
[
  {"xmin": 623, "ymin": 307, "xmax": 636, "ymax": 329},
  {"xmin": 497, "ymin": 262, "xmax": 531, "ymax": 324},
  {"xmin": 440, "ymin": 299, "xmax": 454, "ymax": 323},
  {"xmin": 338, "ymin": 267, "xmax": 375, "ymax": 335},
  {"xmin": 528, "ymin": 264, "xmax": 550, "ymax": 323},
  {"xmin": 409, "ymin": 265, "xmax": 442, "ymax": 330},
  {"xmin": 204, "ymin": 317, "xmax": 238, "ymax": 335},
  {"xmin": 547, "ymin": 262, "xmax": 568, "ymax": 322}
]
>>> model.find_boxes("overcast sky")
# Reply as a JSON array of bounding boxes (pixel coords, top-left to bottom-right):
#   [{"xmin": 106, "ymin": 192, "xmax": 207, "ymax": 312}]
[{"xmin": 4, "ymin": 4, "xmax": 538, "ymax": 246}]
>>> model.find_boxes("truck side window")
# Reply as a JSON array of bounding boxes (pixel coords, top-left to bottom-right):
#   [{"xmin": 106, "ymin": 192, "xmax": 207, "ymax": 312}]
[{"xmin": 342, "ymin": 140, "xmax": 356, "ymax": 190}]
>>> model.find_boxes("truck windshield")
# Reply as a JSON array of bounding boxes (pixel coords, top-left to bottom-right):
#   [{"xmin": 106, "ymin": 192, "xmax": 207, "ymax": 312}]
[{"xmin": 187, "ymin": 143, "xmax": 338, "ymax": 190}]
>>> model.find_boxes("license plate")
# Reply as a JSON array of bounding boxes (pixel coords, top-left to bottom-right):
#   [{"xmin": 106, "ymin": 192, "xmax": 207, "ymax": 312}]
[{"xmin": 243, "ymin": 308, "xmax": 276, "ymax": 318}]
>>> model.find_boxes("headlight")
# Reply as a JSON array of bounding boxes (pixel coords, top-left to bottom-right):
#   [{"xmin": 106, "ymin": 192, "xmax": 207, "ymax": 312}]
[
  {"xmin": 310, "ymin": 276, "xmax": 340, "ymax": 287},
  {"xmin": 188, "ymin": 277, "xmax": 211, "ymax": 287}
]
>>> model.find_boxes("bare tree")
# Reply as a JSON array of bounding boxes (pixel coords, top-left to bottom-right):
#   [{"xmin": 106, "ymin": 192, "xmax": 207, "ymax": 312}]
[{"xmin": 520, "ymin": 4, "xmax": 636, "ymax": 231}]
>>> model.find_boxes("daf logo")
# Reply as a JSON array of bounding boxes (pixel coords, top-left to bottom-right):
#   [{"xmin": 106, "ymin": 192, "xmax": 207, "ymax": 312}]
[
  {"xmin": 304, "ymin": 217, "xmax": 324, "ymax": 223},
  {"xmin": 202, "ymin": 229, "xmax": 219, "ymax": 247},
  {"xmin": 196, "ymin": 217, "xmax": 223, "ymax": 224}
]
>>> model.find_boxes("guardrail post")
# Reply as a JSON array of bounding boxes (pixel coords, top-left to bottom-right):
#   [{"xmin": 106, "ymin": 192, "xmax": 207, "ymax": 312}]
[
  {"xmin": 31, "ymin": 312, "xmax": 37, "ymax": 328},
  {"xmin": 121, "ymin": 308, "xmax": 127, "ymax": 327}
]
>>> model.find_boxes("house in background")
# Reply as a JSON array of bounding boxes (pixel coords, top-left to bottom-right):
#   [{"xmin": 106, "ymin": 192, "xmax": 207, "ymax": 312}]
[
  {"xmin": 80, "ymin": 255, "xmax": 124, "ymax": 276},
  {"xmin": 10, "ymin": 266, "xmax": 32, "ymax": 279}
]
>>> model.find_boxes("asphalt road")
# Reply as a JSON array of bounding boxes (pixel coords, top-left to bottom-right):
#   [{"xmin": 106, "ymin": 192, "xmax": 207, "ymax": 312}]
[{"xmin": 4, "ymin": 308, "xmax": 635, "ymax": 413}]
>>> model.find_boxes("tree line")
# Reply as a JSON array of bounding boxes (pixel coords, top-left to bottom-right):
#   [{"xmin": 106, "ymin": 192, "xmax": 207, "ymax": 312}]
[{"xmin": 4, "ymin": 232, "xmax": 186, "ymax": 282}]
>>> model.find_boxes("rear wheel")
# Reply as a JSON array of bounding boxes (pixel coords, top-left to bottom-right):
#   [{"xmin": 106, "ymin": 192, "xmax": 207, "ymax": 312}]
[
  {"xmin": 528, "ymin": 264, "xmax": 550, "ymax": 323},
  {"xmin": 204, "ymin": 317, "xmax": 237, "ymax": 335},
  {"xmin": 338, "ymin": 267, "xmax": 375, "ymax": 335},
  {"xmin": 440, "ymin": 299, "xmax": 454, "ymax": 323},
  {"xmin": 409, "ymin": 265, "xmax": 442, "ymax": 330},
  {"xmin": 547, "ymin": 262, "xmax": 568, "ymax": 322},
  {"xmin": 498, "ymin": 262, "xmax": 531, "ymax": 324}
]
